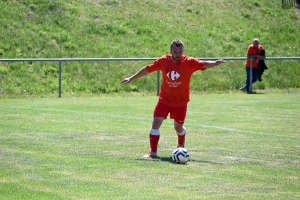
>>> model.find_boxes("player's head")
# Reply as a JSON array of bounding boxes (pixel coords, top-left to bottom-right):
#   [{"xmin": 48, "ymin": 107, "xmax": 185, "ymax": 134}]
[
  {"xmin": 253, "ymin": 38, "xmax": 260, "ymax": 48},
  {"xmin": 170, "ymin": 39, "xmax": 184, "ymax": 62}
]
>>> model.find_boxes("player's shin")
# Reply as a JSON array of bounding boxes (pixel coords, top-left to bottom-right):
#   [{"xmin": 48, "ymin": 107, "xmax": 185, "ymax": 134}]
[
  {"xmin": 177, "ymin": 126, "xmax": 186, "ymax": 148},
  {"xmin": 149, "ymin": 129, "xmax": 160, "ymax": 153}
]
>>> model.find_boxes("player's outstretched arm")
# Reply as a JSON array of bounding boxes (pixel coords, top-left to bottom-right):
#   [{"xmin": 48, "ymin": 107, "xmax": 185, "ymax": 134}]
[
  {"xmin": 203, "ymin": 59, "xmax": 226, "ymax": 68},
  {"xmin": 121, "ymin": 67, "xmax": 149, "ymax": 84}
]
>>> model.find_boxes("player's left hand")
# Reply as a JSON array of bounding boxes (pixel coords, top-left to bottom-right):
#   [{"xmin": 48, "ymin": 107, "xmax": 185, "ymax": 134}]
[{"xmin": 216, "ymin": 59, "xmax": 226, "ymax": 65}]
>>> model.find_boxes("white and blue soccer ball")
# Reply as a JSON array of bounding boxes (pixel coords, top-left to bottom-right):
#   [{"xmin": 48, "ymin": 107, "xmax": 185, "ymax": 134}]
[{"xmin": 172, "ymin": 148, "xmax": 189, "ymax": 164}]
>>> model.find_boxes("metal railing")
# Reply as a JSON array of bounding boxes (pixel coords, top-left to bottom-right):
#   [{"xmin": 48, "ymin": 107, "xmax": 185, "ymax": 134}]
[{"xmin": 1, "ymin": 57, "xmax": 300, "ymax": 97}]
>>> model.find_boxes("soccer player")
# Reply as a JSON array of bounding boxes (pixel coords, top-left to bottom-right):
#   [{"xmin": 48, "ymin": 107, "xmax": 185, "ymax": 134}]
[{"xmin": 121, "ymin": 39, "xmax": 226, "ymax": 158}]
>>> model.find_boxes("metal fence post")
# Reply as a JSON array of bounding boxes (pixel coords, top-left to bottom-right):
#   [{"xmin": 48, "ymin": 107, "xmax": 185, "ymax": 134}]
[
  {"xmin": 58, "ymin": 61, "xmax": 62, "ymax": 98},
  {"xmin": 249, "ymin": 59, "xmax": 253, "ymax": 93}
]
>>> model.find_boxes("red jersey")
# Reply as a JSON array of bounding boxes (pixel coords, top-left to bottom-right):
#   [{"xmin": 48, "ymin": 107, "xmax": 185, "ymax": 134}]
[
  {"xmin": 146, "ymin": 55, "xmax": 206, "ymax": 107},
  {"xmin": 245, "ymin": 44, "xmax": 264, "ymax": 68}
]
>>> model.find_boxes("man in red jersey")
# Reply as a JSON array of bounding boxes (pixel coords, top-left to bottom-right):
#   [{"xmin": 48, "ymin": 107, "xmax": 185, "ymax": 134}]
[
  {"xmin": 121, "ymin": 39, "xmax": 226, "ymax": 158},
  {"xmin": 240, "ymin": 38, "xmax": 266, "ymax": 93}
]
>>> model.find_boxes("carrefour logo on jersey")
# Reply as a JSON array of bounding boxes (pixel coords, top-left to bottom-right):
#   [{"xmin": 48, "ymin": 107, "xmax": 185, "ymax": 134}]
[
  {"xmin": 167, "ymin": 71, "xmax": 180, "ymax": 80},
  {"xmin": 166, "ymin": 71, "xmax": 182, "ymax": 88}
]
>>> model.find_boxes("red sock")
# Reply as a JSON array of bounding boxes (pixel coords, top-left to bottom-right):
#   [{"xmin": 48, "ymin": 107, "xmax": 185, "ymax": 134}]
[
  {"xmin": 177, "ymin": 134, "xmax": 185, "ymax": 144},
  {"xmin": 149, "ymin": 134, "xmax": 160, "ymax": 152}
]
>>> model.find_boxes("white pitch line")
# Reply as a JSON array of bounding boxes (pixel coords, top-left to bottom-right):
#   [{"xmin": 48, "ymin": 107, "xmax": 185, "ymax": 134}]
[
  {"xmin": 2, "ymin": 106, "xmax": 300, "ymax": 139},
  {"xmin": 185, "ymin": 123, "xmax": 300, "ymax": 138}
]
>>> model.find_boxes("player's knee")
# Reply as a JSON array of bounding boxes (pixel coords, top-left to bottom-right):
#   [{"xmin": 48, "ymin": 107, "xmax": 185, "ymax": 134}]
[{"xmin": 152, "ymin": 118, "xmax": 163, "ymax": 129}]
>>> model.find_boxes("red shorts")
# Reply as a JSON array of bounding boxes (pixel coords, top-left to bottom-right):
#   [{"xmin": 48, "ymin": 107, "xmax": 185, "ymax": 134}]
[{"xmin": 153, "ymin": 102, "xmax": 187, "ymax": 124}]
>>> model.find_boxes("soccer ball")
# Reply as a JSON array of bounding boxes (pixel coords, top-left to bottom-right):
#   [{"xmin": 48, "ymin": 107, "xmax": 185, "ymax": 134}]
[{"xmin": 172, "ymin": 148, "xmax": 189, "ymax": 164}]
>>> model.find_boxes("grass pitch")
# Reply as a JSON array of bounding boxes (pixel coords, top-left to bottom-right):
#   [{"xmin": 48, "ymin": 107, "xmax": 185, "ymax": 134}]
[{"xmin": 0, "ymin": 92, "xmax": 299, "ymax": 199}]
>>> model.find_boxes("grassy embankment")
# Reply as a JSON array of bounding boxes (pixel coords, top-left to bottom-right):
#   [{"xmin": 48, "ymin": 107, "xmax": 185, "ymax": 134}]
[{"xmin": 0, "ymin": 0, "xmax": 299, "ymax": 97}]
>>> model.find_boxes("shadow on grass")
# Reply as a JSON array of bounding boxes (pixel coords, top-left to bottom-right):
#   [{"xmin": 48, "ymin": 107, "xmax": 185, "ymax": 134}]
[
  {"xmin": 137, "ymin": 156, "xmax": 223, "ymax": 165},
  {"xmin": 247, "ymin": 91, "xmax": 266, "ymax": 94}
]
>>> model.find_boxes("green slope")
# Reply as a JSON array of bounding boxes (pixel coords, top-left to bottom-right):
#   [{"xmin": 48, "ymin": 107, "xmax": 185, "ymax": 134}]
[{"xmin": 0, "ymin": 0, "xmax": 299, "ymax": 96}]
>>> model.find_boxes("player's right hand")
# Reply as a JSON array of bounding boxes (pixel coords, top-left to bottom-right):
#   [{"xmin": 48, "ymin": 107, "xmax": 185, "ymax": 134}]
[{"xmin": 121, "ymin": 77, "xmax": 132, "ymax": 84}]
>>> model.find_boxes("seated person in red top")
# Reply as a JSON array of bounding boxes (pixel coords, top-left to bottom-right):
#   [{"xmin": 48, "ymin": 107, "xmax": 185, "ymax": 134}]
[
  {"xmin": 121, "ymin": 39, "xmax": 226, "ymax": 158},
  {"xmin": 240, "ymin": 38, "xmax": 266, "ymax": 93}
]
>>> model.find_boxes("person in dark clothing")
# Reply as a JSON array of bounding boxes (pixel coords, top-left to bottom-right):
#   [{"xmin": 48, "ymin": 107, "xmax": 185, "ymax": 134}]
[
  {"xmin": 240, "ymin": 38, "xmax": 266, "ymax": 93},
  {"xmin": 258, "ymin": 49, "xmax": 268, "ymax": 82}
]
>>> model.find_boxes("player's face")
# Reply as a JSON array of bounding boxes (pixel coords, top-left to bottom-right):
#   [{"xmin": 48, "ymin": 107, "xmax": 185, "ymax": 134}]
[{"xmin": 170, "ymin": 45, "xmax": 184, "ymax": 62}]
